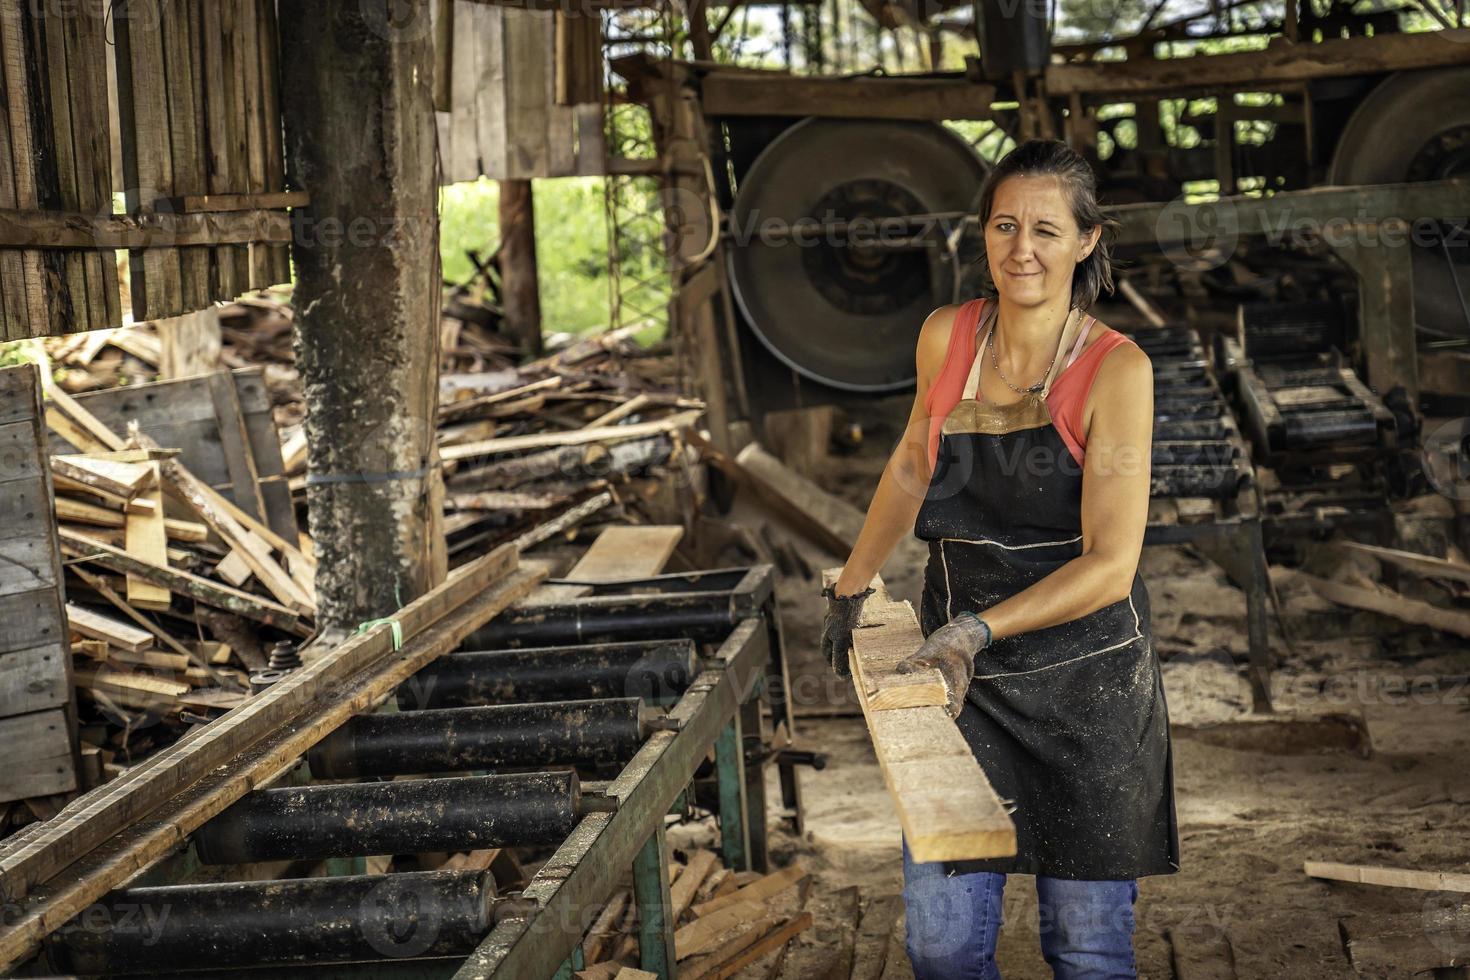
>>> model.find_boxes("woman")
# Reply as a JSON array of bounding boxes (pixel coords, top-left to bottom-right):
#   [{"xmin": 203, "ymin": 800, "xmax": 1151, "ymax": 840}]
[{"xmin": 821, "ymin": 139, "xmax": 1179, "ymax": 979}]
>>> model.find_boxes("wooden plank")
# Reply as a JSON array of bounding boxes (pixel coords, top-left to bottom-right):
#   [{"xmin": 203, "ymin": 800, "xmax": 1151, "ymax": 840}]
[
  {"xmin": 37, "ymin": 5, "xmax": 89, "ymax": 334},
  {"xmin": 162, "ymin": 0, "xmax": 211, "ymax": 313},
  {"xmin": 1304, "ymin": 861, "xmax": 1470, "ymax": 894},
  {"xmin": 669, "ymin": 849, "xmax": 718, "ymax": 923},
  {"xmin": 850, "ymin": 894, "xmax": 902, "ymax": 980},
  {"xmin": 123, "ymin": 460, "xmax": 170, "ymax": 610},
  {"xmin": 823, "ymin": 569, "xmax": 1015, "ymax": 863},
  {"xmin": 0, "ymin": 709, "xmax": 75, "ymax": 803},
  {"xmin": 1299, "ymin": 571, "xmax": 1470, "ymax": 640},
  {"xmin": 679, "ymin": 913, "xmax": 813, "ymax": 980},
  {"xmin": 526, "ymin": 525, "xmax": 684, "ymax": 604},
  {"xmin": 0, "ymin": 0, "xmax": 59, "ymax": 337},
  {"xmin": 60, "ymin": 4, "xmax": 120, "ymax": 330},
  {"xmin": 0, "ymin": 645, "xmax": 68, "ymax": 719},
  {"xmin": 65, "ymin": 603, "xmax": 158, "ymax": 655},
  {"xmin": 691, "ymin": 863, "xmax": 808, "ymax": 918},
  {"xmin": 0, "ymin": 552, "xmax": 543, "ymax": 969},
  {"xmin": 442, "ymin": 408, "xmax": 702, "ymax": 462},
  {"xmin": 0, "ymin": 531, "xmax": 56, "ymax": 594},
  {"xmin": 701, "ymin": 69, "xmax": 999, "ymax": 121},
  {"xmin": 114, "ymin": 0, "xmax": 183, "ymax": 320},
  {"xmin": 0, "ymin": 1, "xmax": 30, "ymax": 340},
  {"xmin": 1334, "ymin": 541, "xmax": 1470, "ymax": 586},
  {"xmin": 734, "ymin": 443, "xmax": 864, "ymax": 557},
  {"xmin": 206, "ymin": 370, "xmax": 267, "ymax": 522},
  {"xmin": 50, "ymin": 455, "xmax": 154, "ymax": 499},
  {"xmin": 0, "ymin": 206, "xmax": 293, "ymax": 250}
]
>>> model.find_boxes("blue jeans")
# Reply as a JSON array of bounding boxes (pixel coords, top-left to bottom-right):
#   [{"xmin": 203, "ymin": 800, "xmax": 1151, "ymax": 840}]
[{"xmin": 902, "ymin": 838, "xmax": 1139, "ymax": 979}]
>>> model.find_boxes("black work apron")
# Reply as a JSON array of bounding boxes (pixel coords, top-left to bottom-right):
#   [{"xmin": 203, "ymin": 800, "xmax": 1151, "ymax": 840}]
[{"xmin": 914, "ymin": 302, "xmax": 1180, "ymax": 880}]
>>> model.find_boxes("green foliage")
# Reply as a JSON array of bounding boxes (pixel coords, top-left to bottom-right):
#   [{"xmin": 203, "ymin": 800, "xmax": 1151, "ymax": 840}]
[{"xmin": 439, "ymin": 177, "xmax": 621, "ymax": 339}]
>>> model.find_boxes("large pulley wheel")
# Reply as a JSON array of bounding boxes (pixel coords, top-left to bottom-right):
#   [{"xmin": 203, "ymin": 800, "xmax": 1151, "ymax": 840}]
[
  {"xmin": 726, "ymin": 118, "xmax": 987, "ymax": 392},
  {"xmin": 1328, "ymin": 67, "xmax": 1470, "ymax": 338}
]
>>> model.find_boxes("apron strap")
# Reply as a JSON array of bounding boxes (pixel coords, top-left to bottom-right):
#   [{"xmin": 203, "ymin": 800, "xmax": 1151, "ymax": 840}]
[
  {"xmin": 1063, "ymin": 313, "xmax": 1097, "ymax": 370},
  {"xmin": 960, "ymin": 300, "xmax": 998, "ymax": 400}
]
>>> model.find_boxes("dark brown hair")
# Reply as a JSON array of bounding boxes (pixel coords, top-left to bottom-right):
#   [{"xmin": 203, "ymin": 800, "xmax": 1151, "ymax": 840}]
[{"xmin": 975, "ymin": 139, "xmax": 1118, "ymax": 310}]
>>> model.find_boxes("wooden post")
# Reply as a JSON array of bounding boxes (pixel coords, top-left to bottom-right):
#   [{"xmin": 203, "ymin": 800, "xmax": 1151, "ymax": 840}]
[
  {"xmin": 498, "ymin": 179, "xmax": 544, "ymax": 357},
  {"xmin": 1329, "ymin": 224, "xmax": 1420, "ymax": 404},
  {"xmin": 715, "ymin": 715, "xmax": 750, "ymax": 872},
  {"xmin": 278, "ymin": 0, "xmax": 447, "ymax": 635}
]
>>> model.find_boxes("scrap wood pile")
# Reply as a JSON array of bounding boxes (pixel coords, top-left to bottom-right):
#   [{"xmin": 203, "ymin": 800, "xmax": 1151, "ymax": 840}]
[
  {"xmin": 575, "ymin": 851, "xmax": 904, "ymax": 980},
  {"xmin": 302, "ymin": 320, "xmax": 703, "ymax": 563},
  {"xmin": 27, "ymin": 378, "xmax": 314, "ymax": 815}
]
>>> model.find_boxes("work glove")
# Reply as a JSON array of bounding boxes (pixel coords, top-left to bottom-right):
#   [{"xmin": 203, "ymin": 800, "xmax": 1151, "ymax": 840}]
[
  {"xmin": 896, "ymin": 611, "xmax": 992, "ymax": 719},
  {"xmin": 819, "ymin": 584, "xmax": 874, "ymax": 678}
]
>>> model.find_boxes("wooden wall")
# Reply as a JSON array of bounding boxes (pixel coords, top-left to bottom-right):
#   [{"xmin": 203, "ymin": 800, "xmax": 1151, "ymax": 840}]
[
  {"xmin": 0, "ymin": 364, "xmax": 78, "ymax": 804},
  {"xmin": 435, "ymin": 0, "xmax": 606, "ymax": 183},
  {"xmin": 0, "ymin": 0, "xmax": 293, "ymax": 341}
]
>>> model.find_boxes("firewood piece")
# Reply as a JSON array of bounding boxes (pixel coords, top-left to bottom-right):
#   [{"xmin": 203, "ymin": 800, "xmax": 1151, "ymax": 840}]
[
  {"xmin": 677, "ymin": 901, "xmax": 768, "ymax": 959},
  {"xmin": 685, "ymin": 914, "xmax": 813, "ymax": 980},
  {"xmin": 692, "ymin": 864, "xmax": 808, "ymax": 919},
  {"xmin": 65, "ymin": 604, "xmax": 153, "ymax": 653},
  {"xmin": 671, "ymin": 850, "xmax": 720, "ymax": 922}
]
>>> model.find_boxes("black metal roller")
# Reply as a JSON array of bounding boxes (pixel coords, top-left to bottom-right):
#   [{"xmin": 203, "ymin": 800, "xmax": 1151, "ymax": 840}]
[
  {"xmin": 1328, "ymin": 67, "xmax": 1470, "ymax": 338},
  {"xmin": 726, "ymin": 117, "xmax": 987, "ymax": 392}
]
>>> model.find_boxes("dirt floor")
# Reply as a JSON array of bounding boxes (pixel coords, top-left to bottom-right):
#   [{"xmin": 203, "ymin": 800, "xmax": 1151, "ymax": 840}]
[{"xmin": 732, "ymin": 407, "xmax": 1470, "ymax": 979}]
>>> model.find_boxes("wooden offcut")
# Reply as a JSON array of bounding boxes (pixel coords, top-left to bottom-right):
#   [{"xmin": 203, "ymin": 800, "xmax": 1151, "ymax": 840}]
[
  {"xmin": 524, "ymin": 524, "xmax": 684, "ymax": 605},
  {"xmin": 824, "ymin": 568, "xmax": 1015, "ymax": 863},
  {"xmin": 1304, "ymin": 861, "xmax": 1470, "ymax": 894}
]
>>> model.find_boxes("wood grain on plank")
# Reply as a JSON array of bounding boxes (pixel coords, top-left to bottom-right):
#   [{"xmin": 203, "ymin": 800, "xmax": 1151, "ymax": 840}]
[{"xmin": 824, "ymin": 568, "xmax": 1015, "ymax": 863}]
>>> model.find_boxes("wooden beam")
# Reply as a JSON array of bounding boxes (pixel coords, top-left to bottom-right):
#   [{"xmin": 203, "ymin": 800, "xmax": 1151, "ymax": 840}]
[
  {"xmin": 1047, "ymin": 27, "xmax": 1470, "ymax": 97},
  {"xmin": 0, "ymin": 207, "xmax": 293, "ymax": 250},
  {"xmin": 823, "ymin": 569, "xmax": 1015, "ymax": 863},
  {"xmin": 700, "ymin": 69, "xmax": 998, "ymax": 120},
  {"xmin": 732, "ymin": 443, "xmax": 864, "ymax": 557}
]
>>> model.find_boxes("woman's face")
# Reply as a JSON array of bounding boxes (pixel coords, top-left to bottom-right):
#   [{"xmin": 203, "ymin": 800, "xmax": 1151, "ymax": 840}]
[{"xmin": 984, "ymin": 175, "xmax": 1099, "ymax": 309}]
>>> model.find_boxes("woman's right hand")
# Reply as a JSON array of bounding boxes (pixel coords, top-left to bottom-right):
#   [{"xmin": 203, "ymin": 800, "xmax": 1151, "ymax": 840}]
[{"xmin": 819, "ymin": 584, "xmax": 874, "ymax": 678}]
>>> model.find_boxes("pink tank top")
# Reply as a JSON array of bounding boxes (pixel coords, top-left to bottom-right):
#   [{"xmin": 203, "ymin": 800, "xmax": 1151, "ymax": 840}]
[{"xmin": 924, "ymin": 299, "xmax": 1136, "ymax": 470}]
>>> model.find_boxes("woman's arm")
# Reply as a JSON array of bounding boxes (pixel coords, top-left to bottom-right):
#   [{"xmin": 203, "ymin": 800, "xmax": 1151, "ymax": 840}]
[
  {"xmin": 831, "ymin": 305, "xmax": 958, "ymax": 598},
  {"xmin": 976, "ymin": 342, "xmax": 1154, "ymax": 641}
]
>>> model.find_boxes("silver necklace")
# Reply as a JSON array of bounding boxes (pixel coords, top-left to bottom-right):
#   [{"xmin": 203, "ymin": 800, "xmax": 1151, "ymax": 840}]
[{"xmin": 988, "ymin": 319, "xmax": 1062, "ymax": 395}]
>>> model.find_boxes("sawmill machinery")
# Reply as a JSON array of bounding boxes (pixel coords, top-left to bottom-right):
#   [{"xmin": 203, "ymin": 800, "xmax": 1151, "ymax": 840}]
[{"xmin": 7, "ymin": 562, "xmax": 800, "ymax": 978}]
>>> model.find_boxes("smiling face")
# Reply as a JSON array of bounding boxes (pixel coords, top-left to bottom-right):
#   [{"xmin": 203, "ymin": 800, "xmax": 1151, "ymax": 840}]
[{"xmin": 983, "ymin": 174, "xmax": 1101, "ymax": 309}]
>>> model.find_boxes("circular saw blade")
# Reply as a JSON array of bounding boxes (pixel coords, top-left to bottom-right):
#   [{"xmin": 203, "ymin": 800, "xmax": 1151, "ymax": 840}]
[{"xmin": 727, "ymin": 118, "xmax": 987, "ymax": 392}]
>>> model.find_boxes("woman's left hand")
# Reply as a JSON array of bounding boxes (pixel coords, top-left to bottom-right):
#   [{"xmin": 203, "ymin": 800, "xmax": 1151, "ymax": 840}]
[{"xmin": 896, "ymin": 612, "xmax": 992, "ymax": 718}]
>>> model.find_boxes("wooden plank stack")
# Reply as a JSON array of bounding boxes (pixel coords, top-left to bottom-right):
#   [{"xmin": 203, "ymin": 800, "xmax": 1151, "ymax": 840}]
[{"xmin": 0, "ymin": 365, "xmax": 78, "ymax": 808}]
